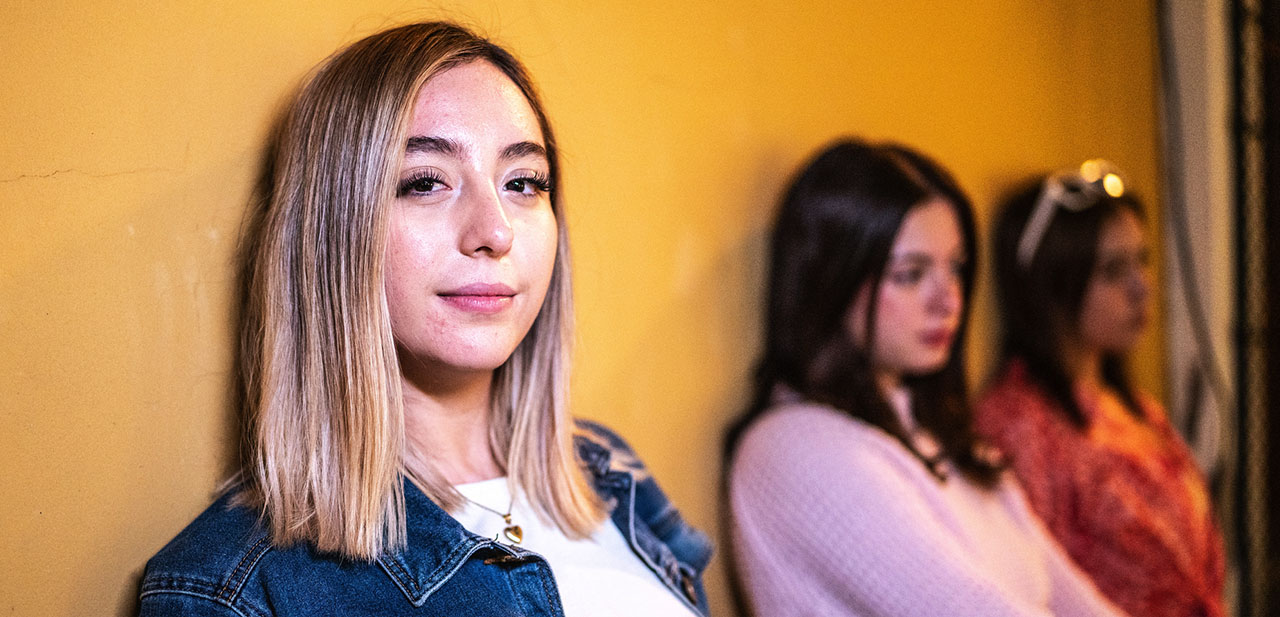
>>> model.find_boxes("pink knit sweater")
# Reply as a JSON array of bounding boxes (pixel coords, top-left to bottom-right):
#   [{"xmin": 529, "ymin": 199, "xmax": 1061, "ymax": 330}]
[{"xmin": 729, "ymin": 401, "xmax": 1129, "ymax": 617}]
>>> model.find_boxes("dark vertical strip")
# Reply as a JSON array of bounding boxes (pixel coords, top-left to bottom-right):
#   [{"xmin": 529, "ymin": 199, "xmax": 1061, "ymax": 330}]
[
  {"xmin": 1229, "ymin": 0, "xmax": 1254, "ymax": 614},
  {"xmin": 1262, "ymin": 0, "xmax": 1280, "ymax": 610}
]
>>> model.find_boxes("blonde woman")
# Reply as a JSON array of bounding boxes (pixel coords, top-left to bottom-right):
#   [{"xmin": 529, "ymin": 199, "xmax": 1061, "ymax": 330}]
[{"xmin": 138, "ymin": 22, "xmax": 710, "ymax": 617}]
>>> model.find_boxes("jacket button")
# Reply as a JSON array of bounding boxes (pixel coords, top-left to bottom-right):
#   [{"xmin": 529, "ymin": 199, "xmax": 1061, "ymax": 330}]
[{"xmin": 681, "ymin": 577, "xmax": 698, "ymax": 604}]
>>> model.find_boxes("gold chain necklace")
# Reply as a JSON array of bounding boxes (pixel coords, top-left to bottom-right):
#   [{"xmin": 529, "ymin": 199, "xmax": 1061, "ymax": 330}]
[{"xmin": 465, "ymin": 496, "xmax": 523, "ymax": 544}]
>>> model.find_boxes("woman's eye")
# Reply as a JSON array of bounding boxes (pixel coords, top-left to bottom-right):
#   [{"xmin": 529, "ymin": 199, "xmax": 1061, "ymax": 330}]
[
  {"xmin": 890, "ymin": 268, "xmax": 925, "ymax": 285},
  {"xmin": 1099, "ymin": 259, "xmax": 1128, "ymax": 282},
  {"xmin": 397, "ymin": 173, "xmax": 446, "ymax": 198},
  {"xmin": 505, "ymin": 173, "xmax": 551, "ymax": 196}
]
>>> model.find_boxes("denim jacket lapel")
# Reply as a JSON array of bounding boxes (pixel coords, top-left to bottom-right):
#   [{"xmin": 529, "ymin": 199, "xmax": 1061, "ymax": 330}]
[
  {"xmin": 574, "ymin": 422, "xmax": 713, "ymax": 615},
  {"xmin": 377, "ymin": 480, "xmax": 525, "ymax": 607}
]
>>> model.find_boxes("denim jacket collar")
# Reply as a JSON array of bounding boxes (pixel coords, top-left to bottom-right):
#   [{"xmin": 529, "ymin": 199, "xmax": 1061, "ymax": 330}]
[
  {"xmin": 576, "ymin": 423, "xmax": 713, "ymax": 611},
  {"xmin": 375, "ymin": 426, "xmax": 711, "ymax": 614},
  {"xmin": 376, "ymin": 481, "xmax": 508, "ymax": 607}
]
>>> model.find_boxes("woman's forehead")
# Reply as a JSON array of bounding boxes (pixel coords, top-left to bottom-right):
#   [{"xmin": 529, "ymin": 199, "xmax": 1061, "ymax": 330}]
[{"xmin": 406, "ymin": 61, "xmax": 543, "ymax": 148}]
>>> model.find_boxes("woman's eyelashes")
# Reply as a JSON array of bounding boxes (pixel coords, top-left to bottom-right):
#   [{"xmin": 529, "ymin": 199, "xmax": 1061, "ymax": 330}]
[
  {"xmin": 1096, "ymin": 250, "xmax": 1149, "ymax": 283},
  {"xmin": 889, "ymin": 266, "xmax": 926, "ymax": 285},
  {"xmin": 395, "ymin": 169, "xmax": 550, "ymax": 199},
  {"xmin": 397, "ymin": 169, "xmax": 448, "ymax": 198},
  {"xmin": 504, "ymin": 171, "xmax": 551, "ymax": 196},
  {"xmin": 887, "ymin": 257, "xmax": 966, "ymax": 286}
]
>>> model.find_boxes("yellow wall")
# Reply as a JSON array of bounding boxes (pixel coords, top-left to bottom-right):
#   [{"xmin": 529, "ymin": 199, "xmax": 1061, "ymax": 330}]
[{"xmin": 0, "ymin": 2, "xmax": 1163, "ymax": 615}]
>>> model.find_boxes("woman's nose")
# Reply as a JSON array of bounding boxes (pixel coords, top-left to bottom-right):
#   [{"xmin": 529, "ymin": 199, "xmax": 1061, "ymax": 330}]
[
  {"xmin": 1129, "ymin": 266, "xmax": 1151, "ymax": 304},
  {"xmin": 458, "ymin": 184, "xmax": 514, "ymax": 256},
  {"xmin": 929, "ymin": 271, "xmax": 962, "ymax": 316}
]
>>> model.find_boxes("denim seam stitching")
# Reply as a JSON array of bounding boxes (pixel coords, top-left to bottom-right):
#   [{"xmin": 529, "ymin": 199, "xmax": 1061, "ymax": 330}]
[
  {"xmin": 619, "ymin": 471, "xmax": 703, "ymax": 615},
  {"xmin": 533, "ymin": 558, "xmax": 565, "ymax": 616},
  {"xmin": 378, "ymin": 554, "xmax": 417, "ymax": 601},
  {"xmin": 379, "ymin": 537, "xmax": 487, "ymax": 606},
  {"xmin": 416, "ymin": 540, "xmax": 488, "ymax": 604},
  {"xmin": 219, "ymin": 535, "xmax": 273, "ymax": 603},
  {"xmin": 137, "ymin": 588, "xmax": 256, "ymax": 617}
]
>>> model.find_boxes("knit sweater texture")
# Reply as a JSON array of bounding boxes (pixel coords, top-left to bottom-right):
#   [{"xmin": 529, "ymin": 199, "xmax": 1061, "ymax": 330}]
[{"xmin": 728, "ymin": 400, "xmax": 1128, "ymax": 617}]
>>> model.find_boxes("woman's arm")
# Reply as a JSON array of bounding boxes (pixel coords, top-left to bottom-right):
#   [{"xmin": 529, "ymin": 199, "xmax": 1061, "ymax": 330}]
[
  {"xmin": 975, "ymin": 383, "xmax": 1078, "ymax": 547},
  {"xmin": 1009, "ymin": 484, "xmax": 1132, "ymax": 617}
]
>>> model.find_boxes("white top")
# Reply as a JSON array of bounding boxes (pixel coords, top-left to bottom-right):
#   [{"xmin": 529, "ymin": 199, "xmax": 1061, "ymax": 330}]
[
  {"xmin": 730, "ymin": 401, "xmax": 1129, "ymax": 617},
  {"xmin": 454, "ymin": 477, "xmax": 698, "ymax": 617}
]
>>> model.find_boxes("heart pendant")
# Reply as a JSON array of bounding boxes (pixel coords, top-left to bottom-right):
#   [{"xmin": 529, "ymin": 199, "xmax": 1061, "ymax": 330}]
[{"xmin": 503, "ymin": 525, "xmax": 523, "ymax": 544}]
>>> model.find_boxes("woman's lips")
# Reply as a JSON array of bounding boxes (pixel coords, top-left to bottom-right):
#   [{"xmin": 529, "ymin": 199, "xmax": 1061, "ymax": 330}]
[
  {"xmin": 438, "ymin": 283, "xmax": 515, "ymax": 314},
  {"xmin": 919, "ymin": 328, "xmax": 954, "ymax": 349}
]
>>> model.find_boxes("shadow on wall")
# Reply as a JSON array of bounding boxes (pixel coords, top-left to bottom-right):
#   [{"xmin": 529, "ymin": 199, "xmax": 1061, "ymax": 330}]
[
  {"xmin": 112, "ymin": 96, "xmax": 290, "ymax": 617},
  {"xmin": 213, "ymin": 94, "xmax": 291, "ymax": 486},
  {"xmin": 121, "ymin": 568, "xmax": 141, "ymax": 616}
]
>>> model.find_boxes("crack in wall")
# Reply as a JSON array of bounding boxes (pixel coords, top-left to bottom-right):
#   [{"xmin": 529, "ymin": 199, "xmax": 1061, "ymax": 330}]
[{"xmin": 0, "ymin": 167, "xmax": 177, "ymax": 184}]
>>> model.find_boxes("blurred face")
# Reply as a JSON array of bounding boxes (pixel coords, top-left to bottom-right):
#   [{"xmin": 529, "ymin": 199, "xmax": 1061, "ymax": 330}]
[
  {"xmin": 1076, "ymin": 208, "xmax": 1150, "ymax": 354},
  {"xmin": 384, "ymin": 61, "xmax": 558, "ymax": 385},
  {"xmin": 846, "ymin": 199, "xmax": 965, "ymax": 384}
]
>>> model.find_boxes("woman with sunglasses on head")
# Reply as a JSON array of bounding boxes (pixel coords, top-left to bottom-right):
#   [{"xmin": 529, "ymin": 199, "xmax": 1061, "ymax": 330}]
[
  {"xmin": 727, "ymin": 140, "xmax": 1127, "ymax": 617},
  {"xmin": 976, "ymin": 161, "xmax": 1224, "ymax": 617},
  {"xmin": 136, "ymin": 21, "xmax": 710, "ymax": 617}
]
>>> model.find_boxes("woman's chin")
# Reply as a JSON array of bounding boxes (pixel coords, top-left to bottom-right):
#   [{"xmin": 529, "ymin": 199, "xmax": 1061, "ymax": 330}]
[
  {"xmin": 395, "ymin": 342, "xmax": 523, "ymax": 381},
  {"xmin": 905, "ymin": 357, "xmax": 950, "ymax": 377}
]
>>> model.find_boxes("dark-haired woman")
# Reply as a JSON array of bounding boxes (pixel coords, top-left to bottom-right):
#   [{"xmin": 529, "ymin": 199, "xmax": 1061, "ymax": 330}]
[
  {"xmin": 727, "ymin": 140, "xmax": 1126, "ymax": 617},
  {"xmin": 137, "ymin": 21, "xmax": 709, "ymax": 617},
  {"xmin": 976, "ymin": 161, "xmax": 1224, "ymax": 617}
]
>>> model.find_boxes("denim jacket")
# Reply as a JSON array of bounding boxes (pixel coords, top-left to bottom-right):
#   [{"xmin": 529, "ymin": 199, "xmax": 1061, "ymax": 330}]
[{"xmin": 138, "ymin": 420, "xmax": 712, "ymax": 616}]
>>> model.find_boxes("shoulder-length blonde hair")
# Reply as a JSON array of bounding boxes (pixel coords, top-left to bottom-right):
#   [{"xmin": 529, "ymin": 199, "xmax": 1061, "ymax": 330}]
[{"xmin": 238, "ymin": 21, "xmax": 603, "ymax": 561}]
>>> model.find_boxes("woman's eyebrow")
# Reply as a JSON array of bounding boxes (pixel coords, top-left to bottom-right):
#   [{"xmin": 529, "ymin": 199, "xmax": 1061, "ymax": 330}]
[
  {"xmin": 405, "ymin": 136, "xmax": 462, "ymax": 156},
  {"xmin": 889, "ymin": 251, "xmax": 933, "ymax": 265},
  {"xmin": 888, "ymin": 250, "xmax": 967, "ymax": 265},
  {"xmin": 402, "ymin": 137, "xmax": 544, "ymax": 162},
  {"xmin": 1098, "ymin": 244, "xmax": 1148, "ymax": 258},
  {"xmin": 500, "ymin": 141, "xmax": 546, "ymax": 161}
]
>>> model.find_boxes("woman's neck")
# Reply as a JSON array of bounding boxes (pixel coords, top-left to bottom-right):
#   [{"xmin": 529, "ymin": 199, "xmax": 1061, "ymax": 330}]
[
  {"xmin": 876, "ymin": 371, "xmax": 915, "ymax": 432},
  {"xmin": 1059, "ymin": 337, "xmax": 1104, "ymax": 392},
  {"xmin": 401, "ymin": 369, "xmax": 504, "ymax": 485}
]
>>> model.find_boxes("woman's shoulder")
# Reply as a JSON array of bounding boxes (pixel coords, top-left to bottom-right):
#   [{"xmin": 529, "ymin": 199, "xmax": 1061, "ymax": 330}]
[
  {"xmin": 573, "ymin": 417, "xmax": 714, "ymax": 575},
  {"xmin": 138, "ymin": 490, "xmax": 274, "ymax": 610},
  {"xmin": 975, "ymin": 362, "xmax": 1065, "ymax": 434},
  {"xmin": 728, "ymin": 400, "xmax": 979, "ymax": 541},
  {"xmin": 731, "ymin": 400, "xmax": 919, "ymax": 488},
  {"xmin": 138, "ymin": 488, "xmax": 415, "ymax": 615},
  {"xmin": 573, "ymin": 418, "xmax": 639, "ymax": 459},
  {"xmin": 1132, "ymin": 389, "xmax": 1171, "ymax": 426},
  {"xmin": 573, "ymin": 417, "xmax": 651, "ymax": 479},
  {"xmin": 978, "ymin": 361, "xmax": 1044, "ymax": 407},
  {"xmin": 737, "ymin": 400, "xmax": 894, "ymax": 454}
]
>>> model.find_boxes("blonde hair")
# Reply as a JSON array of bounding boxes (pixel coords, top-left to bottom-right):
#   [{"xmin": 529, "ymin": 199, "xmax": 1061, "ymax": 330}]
[{"xmin": 238, "ymin": 21, "xmax": 604, "ymax": 561}]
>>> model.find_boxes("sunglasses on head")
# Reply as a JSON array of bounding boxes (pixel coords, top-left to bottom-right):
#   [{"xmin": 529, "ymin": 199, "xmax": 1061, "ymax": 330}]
[{"xmin": 1016, "ymin": 159, "xmax": 1126, "ymax": 269}]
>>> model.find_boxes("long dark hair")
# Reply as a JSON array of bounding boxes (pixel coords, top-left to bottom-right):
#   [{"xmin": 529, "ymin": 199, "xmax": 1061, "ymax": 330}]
[
  {"xmin": 990, "ymin": 178, "xmax": 1145, "ymax": 426},
  {"xmin": 726, "ymin": 138, "xmax": 999, "ymax": 485}
]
